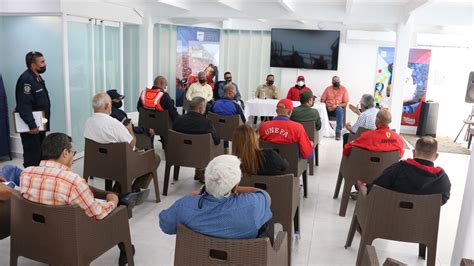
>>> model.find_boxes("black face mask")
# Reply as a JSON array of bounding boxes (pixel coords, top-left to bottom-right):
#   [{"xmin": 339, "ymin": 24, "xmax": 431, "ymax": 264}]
[
  {"xmin": 112, "ymin": 101, "xmax": 123, "ymax": 109},
  {"xmin": 333, "ymin": 81, "xmax": 340, "ymax": 87},
  {"xmin": 37, "ymin": 66, "xmax": 46, "ymax": 74},
  {"xmin": 267, "ymin": 80, "xmax": 274, "ymax": 85},
  {"xmin": 199, "ymin": 79, "xmax": 206, "ymax": 84}
]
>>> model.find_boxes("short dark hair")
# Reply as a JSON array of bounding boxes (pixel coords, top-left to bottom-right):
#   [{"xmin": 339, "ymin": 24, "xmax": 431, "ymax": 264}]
[
  {"xmin": 266, "ymin": 74, "xmax": 274, "ymax": 79},
  {"xmin": 224, "ymin": 72, "xmax": 231, "ymax": 77},
  {"xmin": 42, "ymin": 133, "xmax": 72, "ymax": 160},
  {"xmin": 415, "ymin": 136, "xmax": 438, "ymax": 156},
  {"xmin": 190, "ymin": 97, "xmax": 206, "ymax": 112},
  {"xmin": 25, "ymin": 51, "xmax": 44, "ymax": 68}
]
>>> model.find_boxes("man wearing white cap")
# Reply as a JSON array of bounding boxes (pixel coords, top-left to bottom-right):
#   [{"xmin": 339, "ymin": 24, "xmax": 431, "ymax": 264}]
[{"xmin": 159, "ymin": 155, "xmax": 272, "ymax": 239}]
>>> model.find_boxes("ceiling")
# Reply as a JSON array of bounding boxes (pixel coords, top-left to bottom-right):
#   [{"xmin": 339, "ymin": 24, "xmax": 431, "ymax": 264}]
[{"xmin": 105, "ymin": 0, "xmax": 473, "ymax": 33}]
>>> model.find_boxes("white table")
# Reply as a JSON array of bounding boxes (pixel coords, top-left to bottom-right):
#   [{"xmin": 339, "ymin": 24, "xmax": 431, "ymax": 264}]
[{"xmin": 244, "ymin": 99, "xmax": 335, "ymax": 141}]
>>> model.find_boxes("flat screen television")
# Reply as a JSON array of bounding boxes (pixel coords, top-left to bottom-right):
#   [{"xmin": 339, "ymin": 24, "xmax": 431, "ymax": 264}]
[{"xmin": 270, "ymin": 28, "xmax": 340, "ymax": 70}]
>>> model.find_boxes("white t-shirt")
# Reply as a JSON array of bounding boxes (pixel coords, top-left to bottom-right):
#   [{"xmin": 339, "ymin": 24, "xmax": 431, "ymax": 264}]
[
  {"xmin": 352, "ymin": 107, "xmax": 378, "ymax": 133},
  {"xmin": 186, "ymin": 82, "xmax": 213, "ymax": 101},
  {"xmin": 84, "ymin": 113, "xmax": 133, "ymax": 144}
]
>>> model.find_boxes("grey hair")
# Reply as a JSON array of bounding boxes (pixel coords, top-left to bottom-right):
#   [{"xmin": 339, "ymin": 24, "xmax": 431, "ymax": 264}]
[
  {"xmin": 360, "ymin": 94, "xmax": 375, "ymax": 108},
  {"xmin": 190, "ymin": 96, "xmax": 207, "ymax": 111},
  {"xmin": 92, "ymin": 92, "xmax": 111, "ymax": 111}
]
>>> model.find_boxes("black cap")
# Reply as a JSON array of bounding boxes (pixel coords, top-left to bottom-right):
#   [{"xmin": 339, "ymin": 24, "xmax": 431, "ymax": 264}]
[{"xmin": 106, "ymin": 89, "xmax": 125, "ymax": 100}]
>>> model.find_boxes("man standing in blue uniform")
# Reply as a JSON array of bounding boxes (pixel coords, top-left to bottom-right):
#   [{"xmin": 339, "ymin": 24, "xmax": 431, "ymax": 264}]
[{"xmin": 15, "ymin": 51, "xmax": 51, "ymax": 167}]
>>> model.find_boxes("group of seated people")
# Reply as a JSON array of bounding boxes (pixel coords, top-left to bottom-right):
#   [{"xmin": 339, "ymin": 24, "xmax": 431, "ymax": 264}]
[{"xmin": 0, "ymin": 71, "xmax": 452, "ymax": 265}]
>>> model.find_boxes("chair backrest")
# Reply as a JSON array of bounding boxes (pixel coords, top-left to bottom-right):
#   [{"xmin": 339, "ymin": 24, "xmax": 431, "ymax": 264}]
[
  {"xmin": 174, "ymin": 224, "xmax": 287, "ymax": 266},
  {"xmin": 83, "ymin": 139, "xmax": 130, "ymax": 179},
  {"xmin": 341, "ymin": 147, "xmax": 400, "ymax": 184},
  {"xmin": 166, "ymin": 129, "xmax": 222, "ymax": 168},
  {"xmin": 240, "ymin": 174, "xmax": 298, "ymax": 226},
  {"xmin": 364, "ymin": 185, "xmax": 442, "ymax": 245},
  {"xmin": 138, "ymin": 108, "xmax": 171, "ymax": 136},
  {"xmin": 299, "ymin": 121, "xmax": 319, "ymax": 145},
  {"xmin": 207, "ymin": 112, "xmax": 242, "ymax": 141},
  {"xmin": 355, "ymin": 127, "xmax": 371, "ymax": 138},
  {"xmin": 10, "ymin": 192, "xmax": 81, "ymax": 261},
  {"xmin": 259, "ymin": 140, "xmax": 307, "ymax": 177},
  {"xmin": 0, "ymin": 198, "xmax": 10, "ymax": 239},
  {"xmin": 361, "ymin": 245, "xmax": 380, "ymax": 266}
]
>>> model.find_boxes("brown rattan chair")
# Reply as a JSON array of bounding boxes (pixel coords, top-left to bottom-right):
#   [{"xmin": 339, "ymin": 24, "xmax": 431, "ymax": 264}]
[
  {"xmin": 138, "ymin": 108, "xmax": 171, "ymax": 150},
  {"xmin": 345, "ymin": 185, "xmax": 442, "ymax": 266},
  {"xmin": 347, "ymin": 126, "xmax": 371, "ymax": 143},
  {"xmin": 9, "ymin": 192, "xmax": 134, "ymax": 266},
  {"xmin": 0, "ymin": 198, "xmax": 10, "ymax": 239},
  {"xmin": 259, "ymin": 140, "xmax": 309, "ymax": 197},
  {"xmin": 240, "ymin": 173, "xmax": 299, "ymax": 266},
  {"xmin": 206, "ymin": 112, "xmax": 243, "ymax": 141},
  {"xmin": 163, "ymin": 130, "xmax": 224, "ymax": 196},
  {"xmin": 361, "ymin": 245, "xmax": 408, "ymax": 266},
  {"xmin": 174, "ymin": 224, "xmax": 288, "ymax": 266},
  {"xmin": 333, "ymin": 147, "xmax": 400, "ymax": 216},
  {"xmin": 461, "ymin": 258, "xmax": 474, "ymax": 266},
  {"xmin": 299, "ymin": 121, "xmax": 320, "ymax": 175},
  {"xmin": 83, "ymin": 139, "xmax": 160, "ymax": 203}
]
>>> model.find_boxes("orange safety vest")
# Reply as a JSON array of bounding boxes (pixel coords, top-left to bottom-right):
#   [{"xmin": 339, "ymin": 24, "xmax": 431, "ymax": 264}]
[{"xmin": 140, "ymin": 88, "xmax": 165, "ymax": 111}]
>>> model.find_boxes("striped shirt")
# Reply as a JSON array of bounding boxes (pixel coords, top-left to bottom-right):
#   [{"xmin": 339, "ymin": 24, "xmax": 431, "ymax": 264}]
[
  {"xmin": 352, "ymin": 107, "xmax": 379, "ymax": 133},
  {"xmin": 20, "ymin": 160, "xmax": 115, "ymax": 220}
]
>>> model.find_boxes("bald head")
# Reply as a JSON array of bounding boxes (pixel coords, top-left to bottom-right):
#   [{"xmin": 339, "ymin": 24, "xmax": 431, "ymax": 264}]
[
  {"xmin": 375, "ymin": 109, "xmax": 392, "ymax": 127},
  {"xmin": 92, "ymin": 92, "xmax": 112, "ymax": 113},
  {"xmin": 224, "ymin": 83, "xmax": 236, "ymax": 98},
  {"xmin": 153, "ymin": 75, "xmax": 167, "ymax": 91},
  {"xmin": 414, "ymin": 136, "xmax": 438, "ymax": 161}
]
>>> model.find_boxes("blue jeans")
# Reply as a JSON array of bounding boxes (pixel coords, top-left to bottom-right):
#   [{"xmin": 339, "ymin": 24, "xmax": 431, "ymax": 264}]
[{"xmin": 328, "ymin": 106, "xmax": 344, "ymax": 133}]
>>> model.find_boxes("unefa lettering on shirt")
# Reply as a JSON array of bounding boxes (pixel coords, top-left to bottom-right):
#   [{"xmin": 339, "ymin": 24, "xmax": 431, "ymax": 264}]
[{"xmin": 264, "ymin": 127, "xmax": 289, "ymax": 138}]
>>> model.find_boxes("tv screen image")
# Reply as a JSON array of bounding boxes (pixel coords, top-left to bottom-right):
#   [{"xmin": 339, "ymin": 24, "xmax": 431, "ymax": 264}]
[{"xmin": 270, "ymin": 28, "xmax": 340, "ymax": 70}]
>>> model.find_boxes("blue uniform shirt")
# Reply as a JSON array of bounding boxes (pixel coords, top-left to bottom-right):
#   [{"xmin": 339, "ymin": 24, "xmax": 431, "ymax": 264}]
[
  {"xmin": 211, "ymin": 97, "xmax": 246, "ymax": 123},
  {"xmin": 15, "ymin": 69, "xmax": 51, "ymax": 130},
  {"xmin": 159, "ymin": 190, "xmax": 272, "ymax": 239}
]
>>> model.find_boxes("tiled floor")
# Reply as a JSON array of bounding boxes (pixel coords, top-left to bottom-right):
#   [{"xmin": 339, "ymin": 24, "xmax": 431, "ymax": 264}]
[{"xmin": 0, "ymin": 136, "xmax": 470, "ymax": 265}]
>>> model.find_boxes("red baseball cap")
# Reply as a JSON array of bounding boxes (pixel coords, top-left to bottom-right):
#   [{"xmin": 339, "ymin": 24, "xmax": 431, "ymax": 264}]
[
  {"xmin": 277, "ymin": 99, "xmax": 294, "ymax": 110},
  {"xmin": 297, "ymin": 75, "xmax": 305, "ymax": 81}
]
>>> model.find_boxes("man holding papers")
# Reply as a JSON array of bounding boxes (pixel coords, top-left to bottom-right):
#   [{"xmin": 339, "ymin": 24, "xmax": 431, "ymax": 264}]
[{"xmin": 15, "ymin": 51, "xmax": 51, "ymax": 167}]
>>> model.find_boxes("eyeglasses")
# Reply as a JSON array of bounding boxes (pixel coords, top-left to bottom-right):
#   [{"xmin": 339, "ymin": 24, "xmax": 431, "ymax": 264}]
[{"xmin": 68, "ymin": 149, "xmax": 77, "ymax": 156}]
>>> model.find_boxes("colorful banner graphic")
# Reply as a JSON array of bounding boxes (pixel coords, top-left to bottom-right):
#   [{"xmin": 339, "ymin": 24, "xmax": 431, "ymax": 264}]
[
  {"xmin": 176, "ymin": 26, "xmax": 220, "ymax": 106},
  {"xmin": 374, "ymin": 47, "xmax": 431, "ymax": 127}
]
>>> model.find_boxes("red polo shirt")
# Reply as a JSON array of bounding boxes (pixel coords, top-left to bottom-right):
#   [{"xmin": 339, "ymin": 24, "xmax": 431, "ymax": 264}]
[
  {"xmin": 286, "ymin": 86, "xmax": 312, "ymax": 101},
  {"xmin": 259, "ymin": 116, "xmax": 313, "ymax": 159},
  {"xmin": 343, "ymin": 125, "xmax": 404, "ymax": 157}
]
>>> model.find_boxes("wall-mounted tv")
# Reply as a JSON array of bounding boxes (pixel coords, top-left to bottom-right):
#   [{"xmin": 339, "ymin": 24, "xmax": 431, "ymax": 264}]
[{"xmin": 270, "ymin": 28, "xmax": 340, "ymax": 70}]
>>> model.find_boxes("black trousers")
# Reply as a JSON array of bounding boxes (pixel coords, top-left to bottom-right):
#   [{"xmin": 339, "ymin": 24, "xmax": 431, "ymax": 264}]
[{"xmin": 20, "ymin": 131, "xmax": 46, "ymax": 168}]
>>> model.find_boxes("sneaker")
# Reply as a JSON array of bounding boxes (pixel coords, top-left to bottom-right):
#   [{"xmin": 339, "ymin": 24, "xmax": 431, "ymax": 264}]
[
  {"xmin": 335, "ymin": 132, "xmax": 341, "ymax": 140},
  {"xmin": 349, "ymin": 191, "xmax": 359, "ymax": 200},
  {"xmin": 119, "ymin": 244, "xmax": 135, "ymax": 266}
]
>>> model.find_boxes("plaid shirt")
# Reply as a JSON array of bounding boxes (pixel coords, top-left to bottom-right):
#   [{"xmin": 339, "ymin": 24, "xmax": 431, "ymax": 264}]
[{"xmin": 20, "ymin": 160, "xmax": 115, "ymax": 220}]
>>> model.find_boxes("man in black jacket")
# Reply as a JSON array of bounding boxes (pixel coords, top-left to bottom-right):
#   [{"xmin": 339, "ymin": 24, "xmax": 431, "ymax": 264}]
[
  {"xmin": 173, "ymin": 97, "xmax": 220, "ymax": 181},
  {"xmin": 367, "ymin": 136, "xmax": 451, "ymax": 205}
]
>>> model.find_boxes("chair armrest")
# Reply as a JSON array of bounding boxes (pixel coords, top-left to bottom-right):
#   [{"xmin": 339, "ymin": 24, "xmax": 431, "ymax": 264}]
[{"xmin": 272, "ymin": 231, "xmax": 288, "ymax": 252}]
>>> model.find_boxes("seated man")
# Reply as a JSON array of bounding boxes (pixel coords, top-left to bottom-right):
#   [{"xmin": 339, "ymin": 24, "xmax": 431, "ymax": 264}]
[
  {"xmin": 0, "ymin": 165, "xmax": 22, "ymax": 186},
  {"xmin": 343, "ymin": 94, "xmax": 379, "ymax": 145},
  {"xmin": 107, "ymin": 89, "xmax": 155, "ymax": 147},
  {"xmin": 186, "ymin": 71, "xmax": 213, "ymax": 102},
  {"xmin": 20, "ymin": 133, "xmax": 133, "ymax": 264},
  {"xmin": 159, "ymin": 155, "xmax": 272, "ymax": 239},
  {"xmin": 212, "ymin": 83, "xmax": 246, "ymax": 123},
  {"xmin": 84, "ymin": 92, "xmax": 153, "ymax": 202},
  {"xmin": 321, "ymin": 76, "xmax": 349, "ymax": 140},
  {"xmin": 259, "ymin": 99, "xmax": 314, "ymax": 159},
  {"xmin": 290, "ymin": 90, "xmax": 321, "ymax": 131},
  {"xmin": 173, "ymin": 97, "xmax": 220, "ymax": 181},
  {"xmin": 137, "ymin": 75, "xmax": 179, "ymax": 122},
  {"xmin": 343, "ymin": 109, "xmax": 404, "ymax": 158},
  {"xmin": 217, "ymin": 71, "xmax": 242, "ymax": 101},
  {"xmin": 367, "ymin": 136, "xmax": 451, "ymax": 205}
]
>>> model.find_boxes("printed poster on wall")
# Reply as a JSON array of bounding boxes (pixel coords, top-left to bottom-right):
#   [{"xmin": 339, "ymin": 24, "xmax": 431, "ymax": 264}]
[
  {"xmin": 176, "ymin": 26, "xmax": 220, "ymax": 106},
  {"xmin": 374, "ymin": 47, "xmax": 431, "ymax": 127}
]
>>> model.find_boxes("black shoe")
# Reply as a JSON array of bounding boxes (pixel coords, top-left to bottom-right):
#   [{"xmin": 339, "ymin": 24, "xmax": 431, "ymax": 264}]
[
  {"xmin": 350, "ymin": 191, "xmax": 359, "ymax": 200},
  {"xmin": 119, "ymin": 189, "xmax": 150, "ymax": 207},
  {"xmin": 335, "ymin": 132, "xmax": 341, "ymax": 141},
  {"xmin": 134, "ymin": 188, "xmax": 150, "ymax": 205},
  {"xmin": 119, "ymin": 244, "xmax": 135, "ymax": 266}
]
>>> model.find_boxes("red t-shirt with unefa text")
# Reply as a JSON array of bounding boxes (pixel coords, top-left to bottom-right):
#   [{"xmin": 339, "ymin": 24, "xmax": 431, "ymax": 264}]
[
  {"xmin": 286, "ymin": 86, "xmax": 312, "ymax": 101},
  {"xmin": 259, "ymin": 116, "xmax": 313, "ymax": 159},
  {"xmin": 343, "ymin": 125, "xmax": 405, "ymax": 157}
]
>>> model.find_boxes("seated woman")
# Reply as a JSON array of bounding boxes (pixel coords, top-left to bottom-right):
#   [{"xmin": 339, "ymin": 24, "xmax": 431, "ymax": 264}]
[{"xmin": 232, "ymin": 124, "xmax": 289, "ymax": 176}]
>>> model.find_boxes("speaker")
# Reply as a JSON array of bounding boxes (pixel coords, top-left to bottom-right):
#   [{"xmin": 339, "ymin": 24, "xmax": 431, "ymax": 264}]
[
  {"xmin": 417, "ymin": 101, "xmax": 439, "ymax": 137},
  {"xmin": 466, "ymin": 71, "xmax": 474, "ymax": 103}
]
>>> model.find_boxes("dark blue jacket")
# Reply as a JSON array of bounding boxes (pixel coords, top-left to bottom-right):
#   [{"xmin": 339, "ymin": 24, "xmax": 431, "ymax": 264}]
[
  {"xmin": 211, "ymin": 97, "xmax": 246, "ymax": 123},
  {"xmin": 15, "ymin": 69, "xmax": 51, "ymax": 130}
]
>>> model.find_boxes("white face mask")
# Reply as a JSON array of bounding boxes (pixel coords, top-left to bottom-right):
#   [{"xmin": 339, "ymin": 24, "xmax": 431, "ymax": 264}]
[
  {"xmin": 297, "ymin": 81, "xmax": 305, "ymax": 87},
  {"xmin": 164, "ymin": 86, "xmax": 168, "ymax": 92}
]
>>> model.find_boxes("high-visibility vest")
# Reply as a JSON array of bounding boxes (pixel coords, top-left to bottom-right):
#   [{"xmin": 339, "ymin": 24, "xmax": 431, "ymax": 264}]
[{"xmin": 140, "ymin": 88, "xmax": 165, "ymax": 111}]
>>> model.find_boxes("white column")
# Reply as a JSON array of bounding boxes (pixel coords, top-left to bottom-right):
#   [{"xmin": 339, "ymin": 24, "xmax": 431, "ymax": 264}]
[
  {"xmin": 139, "ymin": 15, "xmax": 154, "ymax": 89},
  {"xmin": 389, "ymin": 21, "xmax": 413, "ymax": 133}
]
